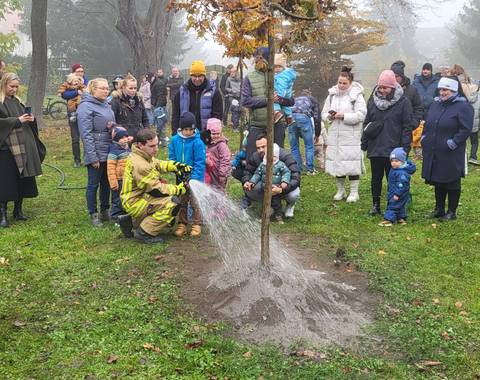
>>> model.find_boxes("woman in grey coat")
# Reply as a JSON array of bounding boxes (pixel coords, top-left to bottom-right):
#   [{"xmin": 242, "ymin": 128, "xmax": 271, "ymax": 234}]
[{"xmin": 77, "ymin": 78, "xmax": 116, "ymax": 227}]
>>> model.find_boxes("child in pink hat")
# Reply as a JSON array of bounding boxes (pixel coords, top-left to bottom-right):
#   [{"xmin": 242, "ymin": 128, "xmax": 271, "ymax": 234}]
[{"xmin": 205, "ymin": 118, "xmax": 231, "ymax": 191}]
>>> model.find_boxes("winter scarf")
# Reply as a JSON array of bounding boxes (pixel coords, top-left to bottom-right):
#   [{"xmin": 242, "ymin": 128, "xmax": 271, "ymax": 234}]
[{"xmin": 373, "ymin": 83, "xmax": 404, "ymax": 111}]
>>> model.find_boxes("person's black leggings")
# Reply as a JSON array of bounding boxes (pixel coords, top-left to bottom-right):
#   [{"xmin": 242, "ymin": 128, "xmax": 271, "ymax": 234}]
[
  {"xmin": 470, "ymin": 131, "xmax": 478, "ymax": 160},
  {"xmin": 435, "ymin": 185, "xmax": 461, "ymax": 212},
  {"xmin": 369, "ymin": 157, "xmax": 391, "ymax": 199},
  {"xmin": 337, "ymin": 175, "xmax": 360, "ymax": 180}
]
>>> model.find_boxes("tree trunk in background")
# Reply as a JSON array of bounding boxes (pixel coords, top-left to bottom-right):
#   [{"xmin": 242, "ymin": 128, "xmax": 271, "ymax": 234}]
[
  {"xmin": 115, "ymin": 0, "xmax": 174, "ymax": 79},
  {"xmin": 27, "ymin": 0, "xmax": 48, "ymax": 128}
]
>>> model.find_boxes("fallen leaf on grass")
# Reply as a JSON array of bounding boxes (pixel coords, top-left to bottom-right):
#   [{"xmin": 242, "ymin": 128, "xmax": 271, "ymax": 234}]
[
  {"xmin": 344, "ymin": 263, "xmax": 356, "ymax": 273},
  {"xmin": 432, "ymin": 298, "xmax": 440, "ymax": 305},
  {"xmin": 416, "ymin": 360, "xmax": 442, "ymax": 369},
  {"xmin": 412, "ymin": 299, "xmax": 423, "ymax": 306},
  {"xmin": 441, "ymin": 331, "xmax": 451, "ymax": 340},
  {"xmin": 0, "ymin": 257, "xmax": 10, "ymax": 266},
  {"xmin": 378, "ymin": 249, "xmax": 386, "ymax": 256},
  {"xmin": 154, "ymin": 255, "xmax": 164, "ymax": 262},
  {"xmin": 185, "ymin": 340, "xmax": 203, "ymax": 349},
  {"xmin": 13, "ymin": 320, "xmax": 26, "ymax": 328},
  {"xmin": 243, "ymin": 351, "xmax": 252, "ymax": 359},
  {"xmin": 193, "ymin": 325, "xmax": 201, "ymax": 333},
  {"xmin": 291, "ymin": 349, "xmax": 327, "ymax": 361},
  {"xmin": 431, "ymin": 223, "xmax": 437, "ymax": 229},
  {"xmin": 459, "ymin": 310, "xmax": 469, "ymax": 316},
  {"xmin": 352, "ymin": 243, "xmax": 359, "ymax": 249},
  {"xmin": 454, "ymin": 301, "xmax": 463, "ymax": 309},
  {"xmin": 148, "ymin": 295, "xmax": 158, "ymax": 304},
  {"xmin": 91, "ymin": 282, "xmax": 98, "ymax": 290},
  {"xmin": 115, "ymin": 256, "xmax": 130, "ymax": 264},
  {"xmin": 106, "ymin": 354, "xmax": 118, "ymax": 364},
  {"xmin": 142, "ymin": 343, "xmax": 161, "ymax": 352},
  {"xmin": 426, "ymin": 238, "xmax": 432, "ymax": 243}
]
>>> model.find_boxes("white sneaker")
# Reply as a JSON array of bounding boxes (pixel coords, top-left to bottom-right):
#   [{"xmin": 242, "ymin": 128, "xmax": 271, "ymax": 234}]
[{"xmin": 284, "ymin": 203, "xmax": 295, "ymax": 218}]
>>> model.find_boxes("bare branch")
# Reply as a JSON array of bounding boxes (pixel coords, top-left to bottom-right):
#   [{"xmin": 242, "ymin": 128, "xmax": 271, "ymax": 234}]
[{"xmin": 270, "ymin": 3, "xmax": 318, "ymax": 20}]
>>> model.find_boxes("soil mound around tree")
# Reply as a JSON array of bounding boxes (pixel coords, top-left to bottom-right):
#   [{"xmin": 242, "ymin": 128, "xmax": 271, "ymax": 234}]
[{"xmin": 165, "ymin": 234, "xmax": 381, "ymax": 348}]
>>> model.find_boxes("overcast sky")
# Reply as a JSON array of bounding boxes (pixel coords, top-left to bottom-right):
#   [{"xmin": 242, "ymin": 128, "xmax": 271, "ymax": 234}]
[{"xmin": 417, "ymin": 0, "xmax": 466, "ymax": 27}]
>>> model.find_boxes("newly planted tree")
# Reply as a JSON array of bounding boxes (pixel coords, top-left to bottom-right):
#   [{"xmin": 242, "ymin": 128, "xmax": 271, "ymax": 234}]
[{"xmin": 170, "ymin": 0, "xmax": 336, "ymax": 266}]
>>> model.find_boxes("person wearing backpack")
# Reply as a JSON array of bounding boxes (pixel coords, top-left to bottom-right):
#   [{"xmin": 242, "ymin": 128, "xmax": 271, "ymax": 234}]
[{"xmin": 321, "ymin": 67, "xmax": 367, "ymax": 202}]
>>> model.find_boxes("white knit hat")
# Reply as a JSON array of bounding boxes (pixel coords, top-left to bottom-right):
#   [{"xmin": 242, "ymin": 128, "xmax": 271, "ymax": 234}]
[{"xmin": 438, "ymin": 77, "xmax": 459, "ymax": 92}]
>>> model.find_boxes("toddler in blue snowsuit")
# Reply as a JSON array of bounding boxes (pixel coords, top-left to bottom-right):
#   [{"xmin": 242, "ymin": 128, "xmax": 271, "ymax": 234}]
[{"xmin": 379, "ymin": 147, "xmax": 416, "ymax": 226}]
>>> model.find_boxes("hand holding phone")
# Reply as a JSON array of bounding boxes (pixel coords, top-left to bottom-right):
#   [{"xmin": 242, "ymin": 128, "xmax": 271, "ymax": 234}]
[{"xmin": 25, "ymin": 106, "xmax": 32, "ymax": 115}]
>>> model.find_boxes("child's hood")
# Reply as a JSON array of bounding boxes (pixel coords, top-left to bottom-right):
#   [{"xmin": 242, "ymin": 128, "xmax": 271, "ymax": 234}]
[
  {"xmin": 209, "ymin": 135, "xmax": 228, "ymax": 146},
  {"xmin": 177, "ymin": 128, "xmax": 199, "ymax": 141}
]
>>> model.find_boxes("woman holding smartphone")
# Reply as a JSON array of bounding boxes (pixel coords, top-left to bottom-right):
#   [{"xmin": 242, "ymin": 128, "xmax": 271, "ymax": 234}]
[
  {"xmin": 321, "ymin": 67, "xmax": 367, "ymax": 203},
  {"xmin": 0, "ymin": 73, "xmax": 45, "ymax": 228}
]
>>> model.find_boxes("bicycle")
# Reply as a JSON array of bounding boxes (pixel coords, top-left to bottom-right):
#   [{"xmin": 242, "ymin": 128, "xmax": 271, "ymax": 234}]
[{"xmin": 43, "ymin": 97, "xmax": 68, "ymax": 120}]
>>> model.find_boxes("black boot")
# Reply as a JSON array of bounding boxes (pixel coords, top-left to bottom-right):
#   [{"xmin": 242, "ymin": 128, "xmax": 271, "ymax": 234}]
[
  {"xmin": 428, "ymin": 208, "xmax": 445, "ymax": 219},
  {"xmin": 441, "ymin": 210, "xmax": 457, "ymax": 221},
  {"xmin": 118, "ymin": 214, "xmax": 133, "ymax": 238},
  {"xmin": 134, "ymin": 227, "xmax": 165, "ymax": 244},
  {"xmin": 0, "ymin": 202, "xmax": 8, "ymax": 228},
  {"xmin": 13, "ymin": 199, "xmax": 27, "ymax": 221},
  {"xmin": 369, "ymin": 197, "xmax": 381, "ymax": 216}
]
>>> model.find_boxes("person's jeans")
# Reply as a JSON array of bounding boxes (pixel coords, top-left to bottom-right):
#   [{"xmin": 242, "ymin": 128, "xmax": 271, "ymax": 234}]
[
  {"xmin": 289, "ymin": 113, "xmax": 314, "ymax": 171},
  {"xmin": 68, "ymin": 116, "xmax": 81, "ymax": 163},
  {"xmin": 110, "ymin": 179, "xmax": 124, "ymax": 218},
  {"xmin": 146, "ymin": 108, "xmax": 154, "ymax": 126},
  {"xmin": 86, "ymin": 162, "xmax": 110, "ymax": 215},
  {"xmin": 223, "ymin": 96, "xmax": 231, "ymax": 126},
  {"xmin": 154, "ymin": 106, "xmax": 168, "ymax": 145},
  {"xmin": 230, "ymin": 104, "xmax": 241, "ymax": 130},
  {"xmin": 470, "ymin": 131, "xmax": 478, "ymax": 160}
]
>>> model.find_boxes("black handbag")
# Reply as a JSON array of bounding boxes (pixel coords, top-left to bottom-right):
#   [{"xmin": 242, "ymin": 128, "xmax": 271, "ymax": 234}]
[{"xmin": 362, "ymin": 120, "xmax": 384, "ymax": 139}]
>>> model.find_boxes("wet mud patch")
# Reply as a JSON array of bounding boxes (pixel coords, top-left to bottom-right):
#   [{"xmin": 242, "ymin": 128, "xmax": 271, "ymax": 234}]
[{"xmin": 164, "ymin": 233, "xmax": 381, "ymax": 349}]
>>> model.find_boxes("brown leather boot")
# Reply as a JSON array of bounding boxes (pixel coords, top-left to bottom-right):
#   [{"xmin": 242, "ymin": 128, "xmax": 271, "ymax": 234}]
[
  {"xmin": 174, "ymin": 223, "xmax": 187, "ymax": 237},
  {"xmin": 190, "ymin": 224, "xmax": 201, "ymax": 237}
]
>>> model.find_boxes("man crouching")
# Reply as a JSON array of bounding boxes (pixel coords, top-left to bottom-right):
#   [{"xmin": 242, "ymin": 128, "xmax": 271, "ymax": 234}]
[{"xmin": 118, "ymin": 129, "xmax": 191, "ymax": 244}]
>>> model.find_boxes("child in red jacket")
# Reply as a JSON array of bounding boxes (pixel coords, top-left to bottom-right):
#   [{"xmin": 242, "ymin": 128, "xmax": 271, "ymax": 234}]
[{"xmin": 205, "ymin": 118, "xmax": 231, "ymax": 192}]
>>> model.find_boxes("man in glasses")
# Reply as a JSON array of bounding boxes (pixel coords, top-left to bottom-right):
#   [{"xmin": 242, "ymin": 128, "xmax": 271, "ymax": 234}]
[{"xmin": 171, "ymin": 60, "xmax": 223, "ymax": 135}]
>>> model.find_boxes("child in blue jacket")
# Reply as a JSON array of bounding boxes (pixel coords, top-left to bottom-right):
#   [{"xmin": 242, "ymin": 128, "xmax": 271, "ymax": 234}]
[
  {"xmin": 274, "ymin": 53, "xmax": 297, "ymax": 125},
  {"xmin": 379, "ymin": 147, "xmax": 416, "ymax": 226},
  {"xmin": 168, "ymin": 112, "xmax": 206, "ymax": 237}
]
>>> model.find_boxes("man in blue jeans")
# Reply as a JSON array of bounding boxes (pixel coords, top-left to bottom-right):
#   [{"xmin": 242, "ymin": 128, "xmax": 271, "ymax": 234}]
[{"xmin": 289, "ymin": 90, "xmax": 320, "ymax": 175}]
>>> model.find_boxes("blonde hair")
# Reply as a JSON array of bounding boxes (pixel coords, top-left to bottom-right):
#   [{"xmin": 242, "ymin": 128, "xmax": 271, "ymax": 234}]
[
  {"xmin": 87, "ymin": 77, "xmax": 109, "ymax": 94},
  {"xmin": 120, "ymin": 74, "xmax": 137, "ymax": 90},
  {"xmin": 0, "ymin": 72, "xmax": 21, "ymax": 103},
  {"xmin": 66, "ymin": 73, "xmax": 82, "ymax": 85}
]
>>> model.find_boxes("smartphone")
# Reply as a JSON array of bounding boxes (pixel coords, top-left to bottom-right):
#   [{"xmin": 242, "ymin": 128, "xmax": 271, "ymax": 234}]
[
  {"xmin": 328, "ymin": 110, "xmax": 336, "ymax": 116},
  {"xmin": 25, "ymin": 106, "xmax": 32, "ymax": 115}
]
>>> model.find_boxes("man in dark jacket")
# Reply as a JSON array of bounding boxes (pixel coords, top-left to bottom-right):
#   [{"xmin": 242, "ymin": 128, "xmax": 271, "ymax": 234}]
[
  {"xmin": 413, "ymin": 63, "xmax": 440, "ymax": 118},
  {"xmin": 220, "ymin": 64, "xmax": 234, "ymax": 127},
  {"xmin": 242, "ymin": 47, "xmax": 294, "ymax": 158},
  {"xmin": 241, "ymin": 134, "xmax": 301, "ymax": 218},
  {"xmin": 166, "ymin": 67, "xmax": 184, "ymax": 103},
  {"xmin": 171, "ymin": 60, "xmax": 223, "ymax": 134},
  {"xmin": 391, "ymin": 61, "xmax": 424, "ymax": 129},
  {"xmin": 151, "ymin": 69, "xmax": 169, "ymax": 146}
]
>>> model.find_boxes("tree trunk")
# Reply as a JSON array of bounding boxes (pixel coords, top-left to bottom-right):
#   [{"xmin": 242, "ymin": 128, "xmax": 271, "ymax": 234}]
[
  {"xmin": 115, "ymin": 0, "xmax": 174, "ymax": 79},
  {"xmin": 260, "ymin": 21, "xmax": 276, "ymax": 267},
  {"xmin": 26, "ymin": 0, "xmax": 48, "ymax": 128}
]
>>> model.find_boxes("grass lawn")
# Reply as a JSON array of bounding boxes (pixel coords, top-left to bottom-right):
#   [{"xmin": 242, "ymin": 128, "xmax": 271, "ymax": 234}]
[{"xmin": 1, "ymin": 121, "xmax": 479, "ymax": 379}]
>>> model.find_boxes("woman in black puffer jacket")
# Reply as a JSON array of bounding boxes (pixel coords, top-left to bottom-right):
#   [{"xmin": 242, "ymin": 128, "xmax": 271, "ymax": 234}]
[
  {"xmin": 361, "ymin": 69, "xmax": 413, "ymax": 216},
  {"xmin": 111, "ymin": 74, "xmax": 149, "ymax": 141}
]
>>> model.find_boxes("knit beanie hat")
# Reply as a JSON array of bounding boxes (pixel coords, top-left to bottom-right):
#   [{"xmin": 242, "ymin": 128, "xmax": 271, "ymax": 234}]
[
  {"xmin": 263, "ymin": 143, "xmax": 280, "ymax": 164},
  {"xmin": 71, "ymin": 63, "xmax": 83, "ymax": 73},
  {"xmin": 206, "ymin": 118, "xmax": 222, "ymax": 133},
  {"xmin": 438, "ymin": 77, "xmax": 459, "ymax": 92},
  {"xmin": 254, "ymin": 46, "xmax": 270, "ymax": 61},
  {"xmin": 390, "ymin": 147, "xmax": 406, "ymax": 163},
  {"xmin": 112, "ymin": 126, "xmax": 129, "ymax": 142},
  {"xmin": 390, "ymin": 60, "xmax": 405, "ymax": 78},
  {"xmin": 274, "ymin": 53, "xmax": 287, "ymax": 68},
  {"xmin": 422, "ymin": 62, "xmax": 433, "ymax": 71},
  {"xmin": 377, "ymin": 70, "xmax": 397, "ymax": 88},
  {"xmin": 180, "ymin": 112, "xmax": 196, "ymax": 130},
  {"xmin": 190, "ymin": 60, "xmax": 206, "ymax": 76}
]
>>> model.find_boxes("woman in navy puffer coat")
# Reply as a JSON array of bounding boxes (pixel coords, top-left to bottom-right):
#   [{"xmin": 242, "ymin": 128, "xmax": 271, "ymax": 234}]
[
  {"xmin": 77, "ymin": 78, "xmax": 116, "ymax": 227},
  {"xmin": 422, "ymin": 76, "xmax": 474, "ymax": 221}
]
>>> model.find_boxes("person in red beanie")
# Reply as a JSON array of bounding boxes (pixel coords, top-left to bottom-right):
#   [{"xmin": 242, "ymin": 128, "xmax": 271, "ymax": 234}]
[{"xmin": 361, "ymin": 69, "xmax": 413, "ymax": 216}]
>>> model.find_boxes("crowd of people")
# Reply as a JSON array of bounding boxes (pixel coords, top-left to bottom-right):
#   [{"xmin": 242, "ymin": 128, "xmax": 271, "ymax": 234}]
[{"xmin": 0, "ymin": 51, "xmax": 477, "ymax": 241}]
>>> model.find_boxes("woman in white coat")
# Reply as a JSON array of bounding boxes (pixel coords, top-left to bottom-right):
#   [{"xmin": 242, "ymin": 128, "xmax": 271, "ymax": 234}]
[{"xmin": 322, "ymin": 67, "xmax": 367, "ymax": 202}]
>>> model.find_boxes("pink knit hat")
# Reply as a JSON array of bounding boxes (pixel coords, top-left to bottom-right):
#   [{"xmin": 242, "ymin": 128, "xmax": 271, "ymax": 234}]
[
  {"xmin": 377, "ymin": 70, "xmax": 397, "ymax": 88},
  {"xmin": 206, "ymin": 118, "xmax": 222, "ymax": 133}
]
